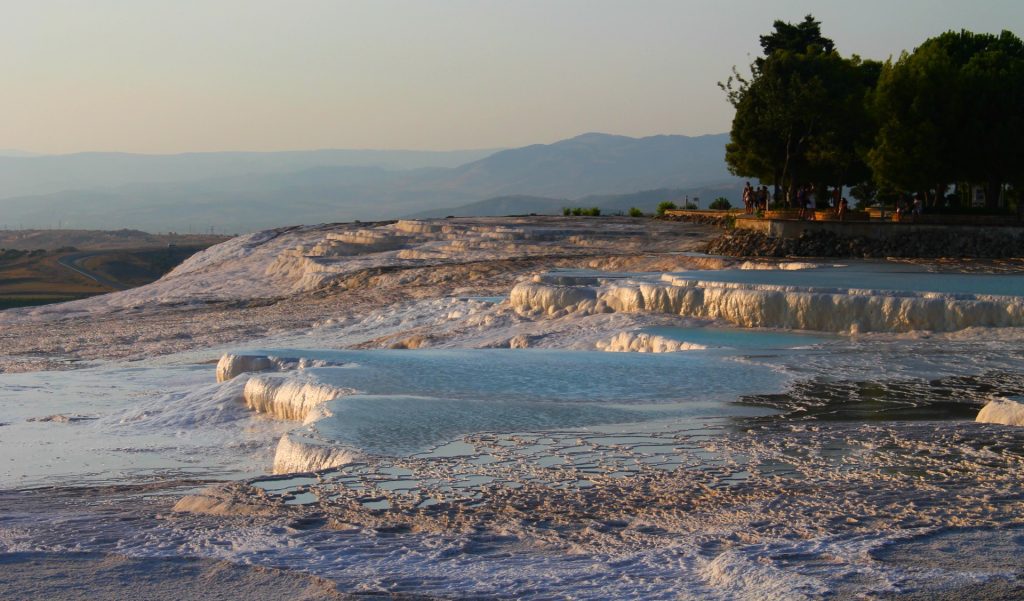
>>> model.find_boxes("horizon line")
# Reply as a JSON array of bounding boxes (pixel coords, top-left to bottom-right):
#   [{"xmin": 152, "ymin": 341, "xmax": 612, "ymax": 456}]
[{"xmin": 1, "ymin": 131, "xmax": 731, "ymax": 158}]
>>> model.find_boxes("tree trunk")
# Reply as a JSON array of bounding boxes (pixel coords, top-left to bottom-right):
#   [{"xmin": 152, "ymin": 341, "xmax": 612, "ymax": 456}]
[
  {"xmin": 772, "ymin": 169, "xmax": 780, "ymax": 206},
  {"xmin": 985, "ymin": 179, "xmax": 1001, "ymax": 210}
]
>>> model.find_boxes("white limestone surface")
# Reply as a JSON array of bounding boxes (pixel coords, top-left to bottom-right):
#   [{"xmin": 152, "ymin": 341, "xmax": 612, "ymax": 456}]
[
  {"xmin": 511, "ymin": 276, "xmax": 1024, "ymax": 333},
  {"xmin": 242, "ymin": 375, "xmax": 357, "ymax": 422},
  {"xmin": 215, "ymin": 353, "xmax": 336, "ymax": 382},
  {"xmin": 597, "ymin": 331, "xmax": 707, "ymax": 352},
  {"xmin": 272, "ymin": 432, "xmax": 359, "ymax": 474}
]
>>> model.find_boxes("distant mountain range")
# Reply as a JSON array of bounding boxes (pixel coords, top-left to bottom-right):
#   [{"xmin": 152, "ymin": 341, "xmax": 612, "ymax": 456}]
[
  {"xmin": 0, "ymin": 133, "xmax": 739, "ymax": 233},
  {"xmin": 0, "ymin": 148, "xmax": 499, "ymax": 198}
]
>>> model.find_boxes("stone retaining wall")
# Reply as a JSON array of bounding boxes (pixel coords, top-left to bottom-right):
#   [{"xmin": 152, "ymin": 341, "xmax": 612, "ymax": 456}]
[
  {"xmin": 734, "ymin": 217, "xmax": 1023, "ymax": 240},
  {"xmin": 707, "ymin": 227, "xmax": 1024, "ymax": 258}
]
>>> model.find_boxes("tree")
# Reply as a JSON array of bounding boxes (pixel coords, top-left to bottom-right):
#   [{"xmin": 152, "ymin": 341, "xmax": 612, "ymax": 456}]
[
  {"xmin": 656, "ymin": 201, "xmax": 677, "ymax": 216},
  {"xmin": 869, "ymin": 30, "xmax": 1024, "ymax": 209},
  {"xmin": 758, "ymin": 14, "xmax": 835, "ymax": 58},
  {"xmin": 722, "ymin": 16, "xmax": 878, "ymax": 205},
  {"xmin": 849, "ymin": 180, "xmax": 878, "ymax": 209}
]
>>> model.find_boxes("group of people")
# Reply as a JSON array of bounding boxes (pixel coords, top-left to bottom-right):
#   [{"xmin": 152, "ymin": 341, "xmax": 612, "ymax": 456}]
[
  {"xmin": 894, "ymin": 194, "xmax": 924, "ymax": 219},
  {"xmin": 743, "ymin": 182, "xmax": 850, "ymax": 220},
  {"xmin": 741, "ymin": 183, "xmax": 771, "ymax": 214}
]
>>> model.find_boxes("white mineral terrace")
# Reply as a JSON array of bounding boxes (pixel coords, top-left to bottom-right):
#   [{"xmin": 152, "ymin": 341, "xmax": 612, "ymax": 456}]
[
  {"xmin": 270, "ymin": 218, "xmax": 671, "ymax": 293},
  {"xmin": 0, "ymin": 217, "xmax": 697, "ymax": 326},
  {"xmin": 4, "ymin": 216, "xmax": 1024, "ymax": 601},
  {"xmin": 596, "ymin": 331, "xmax": 707, "ymax": 352},
  {"xmin": 242, "ymin": 374, "xmax": 356, "ymax": 422},
  {"xmin": 215, "ymin": 353, "xmax": 339, "ymax": 382},
  {"xmin": 510, "ymin": 272, "xmax": 1024, "ymax": 333},
  {"xmin": 271, "ymin": 432, "xmax": 360, "ymax": 474}
]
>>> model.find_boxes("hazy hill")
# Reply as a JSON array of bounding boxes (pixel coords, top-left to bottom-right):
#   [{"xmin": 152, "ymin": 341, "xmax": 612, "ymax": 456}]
[
  {"xmin": 0, "ymin": 133, "xmax": 737, "ymax": 232},
  {"xmin": 420, "ymin": 133, "xmax": 733, "ymax": 198},
  {"xmin": 0, "ymin": 148, "xmax": 499, "ymax": 199},
  {"xmin": 410, "ymin": 195, "xmax": 567, "ymax": 218}
]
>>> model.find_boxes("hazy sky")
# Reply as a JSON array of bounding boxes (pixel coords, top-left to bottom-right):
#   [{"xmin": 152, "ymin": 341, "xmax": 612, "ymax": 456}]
[{"xmin": 2, "ymin": 0, "xmax": 1021, "ymax": 154}]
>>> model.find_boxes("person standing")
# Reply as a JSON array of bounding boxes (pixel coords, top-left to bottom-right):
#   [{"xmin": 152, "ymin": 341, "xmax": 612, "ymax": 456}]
[{"xmin": 796, "ymin": 186, "xmax": 808, "ymax": 219}]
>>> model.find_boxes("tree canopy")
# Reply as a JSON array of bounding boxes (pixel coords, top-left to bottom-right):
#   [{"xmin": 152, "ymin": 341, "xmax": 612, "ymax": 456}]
[
  {"xmin": 722, "ymin": 15, "xmax": 877, "ymax": 204},
  {"xmin": 758, "ymin": 15, "xmax": 834, "ymax": 58},
  {"xmin": 724, "ymin": 17, "xmax": 1022, "ymax": 212},
  {"xmin": 869, "ymin": 30, "xmax": 1024, "ymax": 208}
]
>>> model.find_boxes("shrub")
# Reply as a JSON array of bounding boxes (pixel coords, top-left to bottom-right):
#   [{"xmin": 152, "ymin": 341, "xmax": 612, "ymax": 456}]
[
  {"xmin": 628, "ymin": 207, "xmax": 644, "ymax": 217},
  {"xmin": 566, "ymin": 207, "xmax": 601, "ymax": 216},
  {"xmin": 562, "ymin": 207, "xmax": 571, "ymax": 216},
  {"xmin": 709, "ymin": 197, "xmax": 732, "ymax": 210},
  {"xmin": 656, "ymin": 201, "xmax": 677, "ymax": 216}
]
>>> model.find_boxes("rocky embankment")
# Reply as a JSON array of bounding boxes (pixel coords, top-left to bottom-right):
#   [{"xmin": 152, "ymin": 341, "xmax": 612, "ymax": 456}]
[
  {"xmin": 706, "ymin": 228, "xmax": 1024, "ymax": 258},
  {"xmin": 657, "ymin": 212, "xmax": 734, "ymax": 227}
]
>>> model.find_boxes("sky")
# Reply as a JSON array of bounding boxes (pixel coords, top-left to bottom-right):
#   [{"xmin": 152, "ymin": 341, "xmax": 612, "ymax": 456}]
[{"xmin": 1, "ymin": 0, "xmax": 1021, "ymax": 154}]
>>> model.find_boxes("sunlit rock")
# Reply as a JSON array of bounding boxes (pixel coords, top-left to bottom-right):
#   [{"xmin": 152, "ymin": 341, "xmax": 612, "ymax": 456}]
[
  {"xmin": 976, "ymin": 398, "xmax": 1024, "ymax": 426},
  {"xmin": 597, "ymin": 331, "xmax": 706, "ymax": 353},
  {"xmin": 273, "ymin": 433, "xmax": 359, "ymax": 474},
  {"xmin": 243, "ymin": 376, "xmax": 355, "ymax": 422}
]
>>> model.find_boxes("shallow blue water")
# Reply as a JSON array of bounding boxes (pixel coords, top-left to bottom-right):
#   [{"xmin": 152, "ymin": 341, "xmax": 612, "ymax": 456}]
[
  {"xmin": 670, "ymin": 264, "xmax": 1024, "ymax": 297},
  {"xmin": 272, "ymin": 349, "xmax": 786, "ymax": 405},
  {"xmin": 639, "ymin": 326, "xmax": 833, "ymax": 349},
  {"xmin": 264, "ymin": 349, "xmax": 786, "ymax": 455}
]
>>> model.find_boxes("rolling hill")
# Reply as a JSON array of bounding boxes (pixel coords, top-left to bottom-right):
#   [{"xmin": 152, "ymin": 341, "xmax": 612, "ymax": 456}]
[{"xmin": 0, "ymin": 133, "xmax": 739, "ymax": 232}]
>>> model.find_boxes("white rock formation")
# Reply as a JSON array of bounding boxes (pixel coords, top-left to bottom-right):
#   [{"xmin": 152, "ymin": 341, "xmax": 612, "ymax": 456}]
[
  {"xmin": 511, "ymin": 275, "xmax": 1024, "ymax": 333},
  {"xmin": 976, "ymin": 398, "xmax": 1024, "ymax": 426},
  {"xmin": 738, "ymin": 261, "xmax": 827, "ymax": 270},
  {"xmin": 216, "ymin": 354, "xmax": 276, "ymax": 382},
  {"xmin": 597, "ymin": 331, "xmax": 707, "ymax": 353},
  {"xmin": 243, "ymin": 376, "xmax": 356, "ymax": 422},
  {"xmin": 215, "ymin": 353, "xmax": 335, "ymax": 382},
  {"xmin": 273, "ymin": 433, "xmax": 359, "ymax": 474},
  {"xmin": 509, "ymin": 281, "xmax": 598, "ymax": 316}
]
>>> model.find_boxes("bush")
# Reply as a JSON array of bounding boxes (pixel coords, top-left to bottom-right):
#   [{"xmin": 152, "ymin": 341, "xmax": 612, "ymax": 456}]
[
  {"xmin": 709, "ymin": 197, "xmax": 732, "ymax": 210},
  {"xmin": 565, "ymin": 207, "xmax": 601, "ymax": 216},
  {"xmin": 684, "ymin": 202, "xmax": 698, "ymax": 209},
  {"xmin": 656, "ymin": 201, "xmax": 677, "ymax": 216},
  {"xmin": 628, "ymin": 207, "xmax": 644, "ymax": 217}
]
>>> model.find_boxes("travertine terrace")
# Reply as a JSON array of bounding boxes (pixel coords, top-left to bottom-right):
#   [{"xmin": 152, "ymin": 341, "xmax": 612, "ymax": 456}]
[{"xmin": 0, "ymin": 217, "xmax": 721, "ymax": 371}]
